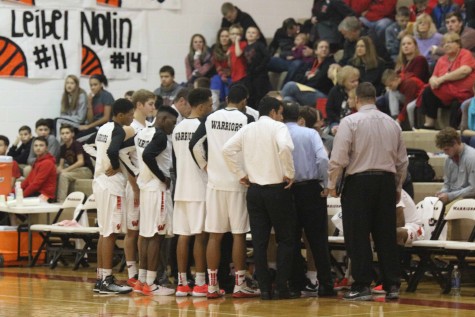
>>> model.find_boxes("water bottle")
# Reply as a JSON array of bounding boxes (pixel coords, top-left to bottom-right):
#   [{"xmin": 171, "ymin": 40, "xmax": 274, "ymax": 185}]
[
  {"xmin": 451, "ymin": 265, "xmax": 461, "ymax": 296},
  {"xmin": 15, "ymin": 182, "xmax": 23, "ymax": 207}
]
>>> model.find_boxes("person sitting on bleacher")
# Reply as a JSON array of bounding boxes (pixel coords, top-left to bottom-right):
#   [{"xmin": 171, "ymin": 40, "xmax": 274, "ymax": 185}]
[
  {"xmin": 56, "ymin": 125, "xmax": 93, "ymax": 203},
  {"xmin": 434, "ymin": 128, "xmax": 475, "ymax": 210},
  {"xmin": 419, "ymin": 32, "xmax": 475, "ymax": 129},
  {"xmin": 21, "ymin": 136, "xmax": 57, "ymax": 201}
]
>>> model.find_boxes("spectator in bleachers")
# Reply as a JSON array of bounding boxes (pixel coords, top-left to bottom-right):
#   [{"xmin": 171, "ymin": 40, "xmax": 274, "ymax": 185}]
[
  {"xmin": 220, "ymin": 2, "xmax": 266, "ymax": 45},
  {"xmin": 311, "ymin": 0, "xmax": 354, "ymax": 52},
  {"xmin": 243, "ymin": 26, "xmax": 271, "ymax": 109},
  {"xmin": 56, "ymin": 125, "xmax": 93, "ymax": 202},
  {"xmin": 153, "ymin": 65, "xmax": 183, "ymax": 107},
  {"xmin": 410, "ymin": 0, "xmax": 433, "ymax": 21},
  {"xmin": 210, "ymin": 28, "xmax": 232, "ymax": 102},
  {"xmin": 358, "ymin": 0, "xmax": 397, "ymax": 60},
  {"xmin": 338, "ymin": 17, "xmax": 363, "ymax": 66},
  {"xmin": 386, "ymin": 6, "xmax": 411, "ymax": 62},
  {"xmin": 325, "ymin": 66, "xmax": 359, "ymax": 133},
  {"xmin": 420, "ymin": 32, "xmax": 475, "ymax": 129},
  {"xmin": 185, "ymin": 34, "xmax": 214, "ymax": 86},
  {"xmin": 26, "ymin": 119, "xmax": 60, "ymax": 168},
  {"xmin": 347, "ymin": 36, "xmax": 387, "ymax": 95},
  {"xmin": 432, "ymin": 12, "xmax": 475, "ymax": 57},
  {"xmin": 268, "ymin": 18, "xmax": 307, "ymax": 84},
  {"xmin": 227, "ymin": 24, "xmax": 247, "ymax": 85},
  {"xmin": 413, "ymin": 13, "xmax": 443, "ymax": 68},
  {"xmin": 460, "ymin": 82, "xmax": 475, "ymax": 147},
  {"xmin": 7, "ymin": 125, "xmax": 32, "ymax": 165},
  {"xmin": 380, "ymin": 69, "xmax": 425, "ymax": 127},
  {"xmin": 77, "ymin": 74, "xmax": 114, "ymax": 143},
  {"xmin": 54, "ymin": 75, "xmax": 88, "ymax": 138},
  {"xmin": 395, "ymin": 35, "xmax": 430, "ymax": 83},
  {"xmin": 21, "ymin": 136, "xmax": 57, "ymax": 201},
  {"xmin": 281, "ymin": 40, "xmax": 335, "ymax": 106},
  {"xmin": 432, "ymin": 0, "xmax": 459, "ymax": 33},
  {"xmin": 434, "ymin": 127, "xmax": 475, "ymax": 208},
  {"xmin": 288, "ymin": 33, "xmax": 315, "ymax": 67}
]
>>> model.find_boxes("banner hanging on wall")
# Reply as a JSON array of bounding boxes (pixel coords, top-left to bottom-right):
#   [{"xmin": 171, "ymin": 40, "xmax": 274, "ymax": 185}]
[
  {"xmin": 96, "ymin": 0, "xmax": 181, "ymax": 10},
  {"xmin": 0, "ymin": 8, "xmax": 80, "ymax": 78},
  {"xmin": 0, "ymin": 0, "xmax": 181, "ymax": 9},
  {"xmin": 81, "ymin": 9, "xmax": 148, "ymax": 79}
]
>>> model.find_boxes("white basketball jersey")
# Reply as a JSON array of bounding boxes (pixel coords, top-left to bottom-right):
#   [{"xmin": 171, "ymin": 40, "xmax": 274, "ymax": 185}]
[{"xmin": 172, "ymin": 118, "xmax": 207, "ymax": 201}]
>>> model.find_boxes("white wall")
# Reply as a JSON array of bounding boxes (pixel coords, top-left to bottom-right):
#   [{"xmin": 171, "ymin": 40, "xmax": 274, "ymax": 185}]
[{"xmin": 0, "ymin": 0, "xmax": 312, "ymax": 142}]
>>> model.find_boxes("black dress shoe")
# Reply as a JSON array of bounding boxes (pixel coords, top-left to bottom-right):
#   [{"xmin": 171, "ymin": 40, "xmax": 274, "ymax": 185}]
[
  {"xmin": 260, "ymin": 291, "xmax": 272, "ymax": 300},
  {"xmin": 385, "ymin": 285, "xmax": 400, "ymax": 300},
  {"xmin": 274, "ymin": 289, "xmax": 300, "ymax": 300},
  {"xmin": 318, "ymin": 284, "xmax": 337, "ymax": 297}
]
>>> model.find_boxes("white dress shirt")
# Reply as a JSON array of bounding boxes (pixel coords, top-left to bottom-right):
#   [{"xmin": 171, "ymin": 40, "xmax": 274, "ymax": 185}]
[{"xmin": 223, "ymin": 116, "xmax": 295, "ymax": 185}]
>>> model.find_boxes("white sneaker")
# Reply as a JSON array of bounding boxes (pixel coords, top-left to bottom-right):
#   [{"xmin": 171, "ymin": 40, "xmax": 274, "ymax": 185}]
[
  {"xmin": 144, "ymin": 284, "xmax": 175, "ymax": 296},
  {"xmin": 232, "ymin": 283, "xmax": 261, "ymax": 298}
]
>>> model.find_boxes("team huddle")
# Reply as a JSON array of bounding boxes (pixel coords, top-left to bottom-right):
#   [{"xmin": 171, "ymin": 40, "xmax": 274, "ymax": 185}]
[{"xmin": 92, "ymin": 85, "xmax": 261, "ymax": 299}]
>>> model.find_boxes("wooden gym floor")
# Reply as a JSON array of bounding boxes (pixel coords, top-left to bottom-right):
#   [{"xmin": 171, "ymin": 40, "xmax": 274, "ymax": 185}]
[{"xmin": 1, "ymin": 266, "xmax": 475, "ymax": 316}]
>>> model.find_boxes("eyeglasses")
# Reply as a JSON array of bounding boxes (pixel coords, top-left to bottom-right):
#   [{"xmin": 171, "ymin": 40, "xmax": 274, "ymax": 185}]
[
  {"xmin": 230, "ymin": 32, "xmax": 241, "ymax": 35},
  {"xmin": 443, "ymin": 41, "xmax": 457, "ymax": 45}
]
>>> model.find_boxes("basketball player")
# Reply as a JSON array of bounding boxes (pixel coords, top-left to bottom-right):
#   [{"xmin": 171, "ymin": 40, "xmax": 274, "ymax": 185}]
[
  {"xmin": 92, "ymin": 99, "xmax": 135, "ymax": 294},
  {"xmin": 172, "ymin": 88, "xmax": 213, "ymax": 297},
  {"xmin": 132, "ymin": 106, "xmax": 178, "ymax": 296},
  {"xmin": 190, "ymin": 84, "xmax": 259, "ymax": 298},
  {"xmin": 123, "ymin": 89, "xmax": 156, "ymax": 286}
]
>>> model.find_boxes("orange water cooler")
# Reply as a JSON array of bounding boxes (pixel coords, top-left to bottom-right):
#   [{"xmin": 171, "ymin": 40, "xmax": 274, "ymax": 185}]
[{"xmin": 0, "ymin": 156, "xmax": 13, "ymax": 196}]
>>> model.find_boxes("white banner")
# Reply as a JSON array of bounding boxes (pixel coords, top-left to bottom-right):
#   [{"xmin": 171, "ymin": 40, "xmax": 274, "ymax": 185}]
[
  {"xmin": 0, "ymin": 8, "xmax": 80, "ymax": 78},
  {"xmin": 0, "ymin": 0, "xmax": 85, "ymax": 8},
  {"xmin": 81, "ymin": 9, "xmax": 148, "ymax": 79},
  {"xmin": 0, "ymin": 0, "xmax": 181, "ymax": 10},
  {"xmin": 96, "ymin": 0, "xmax": 181, "ymax": 10}
]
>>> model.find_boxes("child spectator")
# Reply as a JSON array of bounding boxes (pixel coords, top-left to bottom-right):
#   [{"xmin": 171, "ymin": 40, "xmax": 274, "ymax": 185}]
[
  {"xmin": 185, "ymin": 34, "xmax": 214, "ymax": 85},
  {"xmin": 76, "ymin": 74, "xmax": 114, "ymax": 143},
  {"xmin": 153, "ymin": 65, "xmax": 183, "ymax": 107},
  {"xmin": 228, "ymin": 24, "xmax": 247, "ymax": 84},
  {"xmin": 24, "ymin": 119, "xmax": 60, "ymax": 177},
  {"xmin": 54, "ymin": 75, "xmax": 88, "ymax": 138},
  {"xmin": 7, "ymin": 125, "xmax": 32, "ymax": 165},
  {"xmin": 386, "ymin": 7, "xmax": 411, "ymax": 62},
  {"xmin": 21, "ymin": 136, "xmax": 57, "ymax": 201},
  {"xmin": 288, "ymin": 33, "xmax": 314, "ymax": 65},
  {"xmin": 243, "ymin": 26, "xmax": 271, "ymax": 109},
  {"xmin": 380, "ymin": 69, "xmax": 425, "ymax": 127},
  {"xmin": 56, "ymin": 125, "xmax": 93, "ymax": 202},
  {"xmin": 211, "ymin": 28, "xmax": 232, "ymax": 101},
  {"xmin": 0, "ymin": 135, "xmax": 21, "ymax": 190}
]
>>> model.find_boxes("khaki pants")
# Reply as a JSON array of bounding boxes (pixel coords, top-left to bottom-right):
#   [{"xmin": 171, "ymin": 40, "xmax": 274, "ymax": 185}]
[{"xmin": 57, "ymin": 167, "xmax": 93, "ymax": 202}]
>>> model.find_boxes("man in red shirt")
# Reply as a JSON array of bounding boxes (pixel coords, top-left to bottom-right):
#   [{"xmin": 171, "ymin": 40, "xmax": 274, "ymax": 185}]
[{"xmin": 21, "ymin": 136, "xmax": 57, "ymax": 201}]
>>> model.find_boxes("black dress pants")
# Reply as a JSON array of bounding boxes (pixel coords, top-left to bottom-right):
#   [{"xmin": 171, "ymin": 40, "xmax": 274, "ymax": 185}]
[
  {"xmin": 341, "ymin": 172, "xmax": 400, "ymax": 291},
  {"xmin": 291, "ymin": 181, "xmax": 333, "ymax": 288},
  {"xmin": 247, "ymin": 183, "xmax": 296, "ymax": 292}
]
